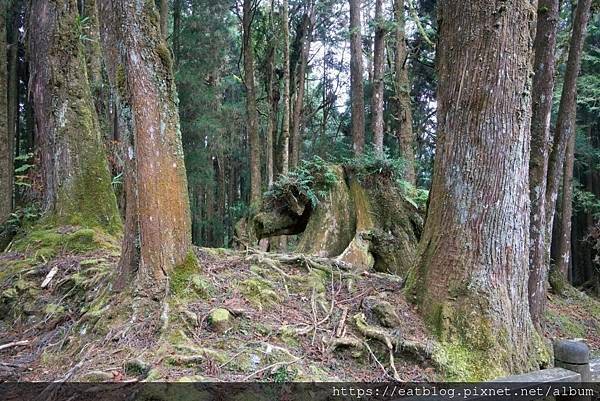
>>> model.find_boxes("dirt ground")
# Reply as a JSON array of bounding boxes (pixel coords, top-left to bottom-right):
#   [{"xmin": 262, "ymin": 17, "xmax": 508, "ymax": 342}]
[{"xmin": 0, "ymin": 234, "xmax": 598, "ymax": 383}]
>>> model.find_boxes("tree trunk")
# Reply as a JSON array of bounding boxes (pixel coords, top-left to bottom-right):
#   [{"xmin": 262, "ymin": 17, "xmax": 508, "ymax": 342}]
[
  {"xmin": 527, "ymin": 0, "xmax": 559, "ymax": 329},
  {"xmin": 290, "ymin": 5, "xmax": 315, "ymax": 168},
  {"xmin": 159, "ymin": 0, "xmax": 168, "ymax": 39},
  {"xmin": 115, "ymin": 0, "xmax": 194, "ymax": 287},
  {"xmin": 545, "ymin": 0, "xmax": 592, "ymax": 261},
  {"xmin": 281, "ymin": 0, "xmax": 291, "ymax": 175},
  {"xmin": 0, "ymin": 0, "xmax": 10, "ymax": 223},
  {"xmin": 243, "ymin": 0, "xmax": 262, "ymax": 204},
  {"xmin": 394, "ymin": 0, "xmax": 415, "ymax": 184},
  {"xmin": 265, "ymin": 42, "xmax": 275, "ymax": 188},
  {"xmin": 406, "ymin": 0, "xmax": 542, "ymax": 378},
  {"xmin": 555, "ymin": 133, "xmax": 575, "ymax": 281},
  {"xmin": 29, "ymin": 0, "xmax": 120, "ymax": 232},
  {"xmin": 349, "ymin": 0, "xmax": 365, "ymax": 156},
  {"xmin": 371, "ymin": 0, "xmax": 385, "ymax": 155},
  {"xmin": 173, "ymin": 0, "xmax": 182, "ymax": 67}
]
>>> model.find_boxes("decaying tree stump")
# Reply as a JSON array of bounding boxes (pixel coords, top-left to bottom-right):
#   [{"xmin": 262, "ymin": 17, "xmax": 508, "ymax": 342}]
[{"xmin": 235, "ymin": 164, "xmax": 423, "ymax": 277}]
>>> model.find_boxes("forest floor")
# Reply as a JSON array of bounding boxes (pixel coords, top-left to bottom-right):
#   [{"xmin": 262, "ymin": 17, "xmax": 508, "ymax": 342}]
[{"xmin": 0, "ymin": 226, "xmax": 599, "ymax": 383}]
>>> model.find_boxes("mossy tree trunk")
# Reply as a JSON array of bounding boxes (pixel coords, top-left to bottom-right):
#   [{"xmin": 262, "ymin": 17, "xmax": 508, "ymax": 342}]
[
  {"xmin": 111, "ymin": 0, "xmax": 194, "ymax": 289},
  {"xmin": 528, "ymin": 0, "xmax": 559, "ymax": 330},
  {"xmin": 280, "ymin": 0, "xmax": 291, "ymax": 176},
  {"xmin": 0, "ymin": 1, "xmax": 11, "ymax": 224},
  {"xmin": 29, "ymin": 0, "xmax": 120, "ymax": 232},
  {"xmin": 407, "ymin": 0, "xmax": 542, "ymax": 378}
]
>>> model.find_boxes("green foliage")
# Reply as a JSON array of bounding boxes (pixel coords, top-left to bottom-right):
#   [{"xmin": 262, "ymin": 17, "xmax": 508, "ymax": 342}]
[
  {"xmin": 266, "ymin": 156, "xmax": 338, "ymax": 208},
  {"xmin": 7, "ymin": 204, "xmax": 41, "ymax": 229},
  {"xmin": 344, "ymin": 148, "xmax": 406, "ymax": 181},
  {"xmin": 13, "ymin": 153, "xmax": 34, "ymax": 189}
]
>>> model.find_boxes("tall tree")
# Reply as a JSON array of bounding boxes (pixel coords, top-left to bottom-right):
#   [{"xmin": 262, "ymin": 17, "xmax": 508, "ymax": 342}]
[
  {"xmin": 546, "ymin": 0, "xmax": 592, "ymax": 286},
  {"xmin": 281, "ymin": 0, "xmax": 291, "ymax": 175},
  {"xmin": 527, "ymin": 0, "xmax": 559, "ymax": 329},
  {"xmin": 0, "ymin": 0, "xmax": 10, "ymax": 223},
  {"xmin": 407, "ymin": 0, "xmax": 541, "ymax": 377},
  {"xmin": 290, "ymin": 3, "xmax": 315, "ymax": 168},
  {"xmin": 349, "ymin": 0, "xmax": 365, "ymax": 156},
  {"xmin": 29, "ymin": 0, "xmax": 120, "ymax": 231},
  {"xmin": 159, "ymin": 0, "xmax": 168, "ymax": 38},
  {"xmin": 394, "ymin": 0, "xmax": 416, "ymax": 183},
  {"xmin": 556, "ymin": 133, "xmax": 576, "ymax": 279},
  {"xmin": 243, "ymin": 0, "xmax": 262, "ymax": 203},
  {"xmin": 371, "ymin": 0, "xmax": 385, "ymax": 155},
  {"xmin": 112, "ymin": 0, "xmax": 194, "ymax": 291}
]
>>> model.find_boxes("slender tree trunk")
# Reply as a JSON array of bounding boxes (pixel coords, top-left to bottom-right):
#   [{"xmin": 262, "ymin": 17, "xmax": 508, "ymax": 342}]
[
  {"xmin": 173, "ymin": 0, "xmax": 182, "ymax": 67},
  {"xmin": 349, "ymin": 0, "xmax": 365, "ymax": 156},
  {"xmin": 0, "ymin": 1, "xmax": 10, "ymax": 223},
  {"xmin": 290, "ymin": 5, "xmax": 315, "ymax": 168},
  {"xmin": 371, "ymin": 0, "xmax": 385, "ymax": 155},
  {"xmin": 394, "ymin": 0, "xmax": 415, "ymax": 183},
  {"xmin": 556, "ymin": 134, "xmax": 575, "ymax": 280},
  {"xmin": 281, "ymin": 0, "xmax": 291, "ymax": 175},
  {"xmin": 243, "ymin": 0, "xmax": 262, "ymax": 204},
  {"xmin": 29, "ymin": 0, "xmax": 120, "ymax": 232},
  {"xmin": 407, "ymin": 0, "xmax": 541, "ymax": 377},
  {"xmin": 159, "ymin": 0, "xmax": 168, "ymax": 39},
  {"xmin": 527, "ymin": 0, "xmax": 559, "ymax": 329},
  {"xmin": 265, "ymin": 41, "xmax": 275, "ymax": 188},
  {"xmin": 545, "ymin": 0, "xmax": 592, "ymax": 260}
]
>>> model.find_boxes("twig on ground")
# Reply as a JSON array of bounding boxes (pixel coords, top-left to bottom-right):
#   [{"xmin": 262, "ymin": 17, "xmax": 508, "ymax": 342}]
[
  {"xmin": 0, "ymin": 340, "xmax": 29, "ymax": 351},
  {"xmin": 242, "ymin": 356, "xmax": 302, "ymax": 381}
]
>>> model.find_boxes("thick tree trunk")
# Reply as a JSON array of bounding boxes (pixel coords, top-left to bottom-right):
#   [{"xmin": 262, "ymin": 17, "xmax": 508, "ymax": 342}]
[
  {"xmin": 555, "ymin": 134, "xmax": 575, "ymax": 281},
  {"xmin": 265, "ymin": 6, "xmax": 276, "ymax": 189},
  {"xmin": 0, "ymin": 1, "xmax": 10, "ymax": 223},
  {"xmin": 349, "ymin": 0, "xmax": 365, "ymax": 156},
  {"xmin": 371, "ymin": 0, "xmax": 385, "ymax": 155},
  {"xmin": 394, "ymin": 0, "xmax": 415, "ymax": 183},
  {"xmin": 407, "ymin": 0, "xmax": 542, "ymax": 378},
  {"xmin": 527, "ymin": 0, "xmax": 559, "ymax": 329},
  {"xmin": 281, "ymin": 0, "xmax": 291, "ymax": 175},
  {"xmin": 29, "ymin": 0, "xmax": 120, "ymax": 232},
  {"xmin": 243, "ymin": 0, "xmax": 262, "ymax": 204},
  {"xmin": 116, "ymin": 0, "xmax": 193, "ymax": 286},
  {"xmin": 545, "ymin": 0, "xmax": 592, "ymax": 261}
]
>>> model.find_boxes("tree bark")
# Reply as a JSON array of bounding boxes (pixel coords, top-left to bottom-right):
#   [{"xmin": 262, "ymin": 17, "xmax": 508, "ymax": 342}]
[
  {"xmin": 407, "ymin": 0, "xmax": 541, "ymax": 378},
  {"xmin": 280, "ymin": 0, "xmax": 291, "ymax": 175},
  {"xmin": 173, "ymin": 0, "xmax": 182, "ymax": 67},
  {"xmin": 29, "ymin": 0, "xmax": 120, "ymax": 232},
  {"xmin": 243, "ymin": 0, "xmax": 262, "ymax": 204},
  {"xmin": 116, "ymin": 0, "xmax": 193, "ymax": 286},
  {"xmin": 290, "ymin": 4, "xmax": 315, "ymax": 168},
  {"xmin": 265, "ymin": 39, "xmax": 275, "ymax": 188},
  {"xmin": 159, "ymin": 0, "xmax": 168, "ymax": 39},
  {"xmin": 555, "ymin": 133, "xmax": 575, "ymax": 281},
  {"xmin": 0, "ymin": 1, "xmax": 10, "ymax": 223},
  {"xmin": 527, "ymin": 0, "xmax": 559, "ymax": 329},
  {"xmin": 394, "ymin": 0, "xmax": 415, "ymax": 184},
  {"xmin": 545, "ymin": 0, "xmax": 592, "ymax": 261},
  {"xmin": 371, "ymin": 0, "xmax": 385, "ymax": 155},
  {"xmin": 349, "ymin": 0, "xmax": 365, "ymax": 156}
]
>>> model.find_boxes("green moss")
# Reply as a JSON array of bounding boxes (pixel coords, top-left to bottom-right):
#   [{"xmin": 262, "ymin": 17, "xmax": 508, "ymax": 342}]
[
  {"xmin": 169, "ymin": 251, "xmax": 201, "ymax": 297},
  {"xmin": 11, "ymin": 227, "xmax": 119, "ymax": 258},
  {"xmin": 239, "ymin": 278, "xmax": 281, "ymax": 310},
  {"xmin": 156, "ymin": 43, "xmax": 172, "ymax": 71},
  {"xmin": 546, "ymin": 309, "xmax": 587, "ymax": 337},
  {"xmin": 549, "ymin": 267, "xmax": 567, "ymax": 294}
]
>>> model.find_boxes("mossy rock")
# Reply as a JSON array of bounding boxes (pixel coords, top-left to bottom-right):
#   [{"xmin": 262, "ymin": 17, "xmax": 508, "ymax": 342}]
[
  {"xmin": 80, "ymin": 370, "xmax": 114, "ymax": 382},
  {"xmin": 209, "ymin": 308, "xmax": 231, "ymax": 333},
  {"xmin": 169, "ymin": 251, "xmax": 202, "ymax": 298},
  {"xmin": 239, "ymin": 278, "xmax": 281, "ymax": 310}
]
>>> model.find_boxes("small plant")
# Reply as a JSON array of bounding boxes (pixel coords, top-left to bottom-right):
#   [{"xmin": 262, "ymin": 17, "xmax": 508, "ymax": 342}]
[
  {"xmin": 14, "ymin": 153, "xmax": 35, "ymax": 189},
  {"xmin": 344, "ymin": 148, "xmax": 406, "ymax": 181},
  {"xmin": 266, "ymin": 156, "xmax": 339, "ymax": 208}
]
